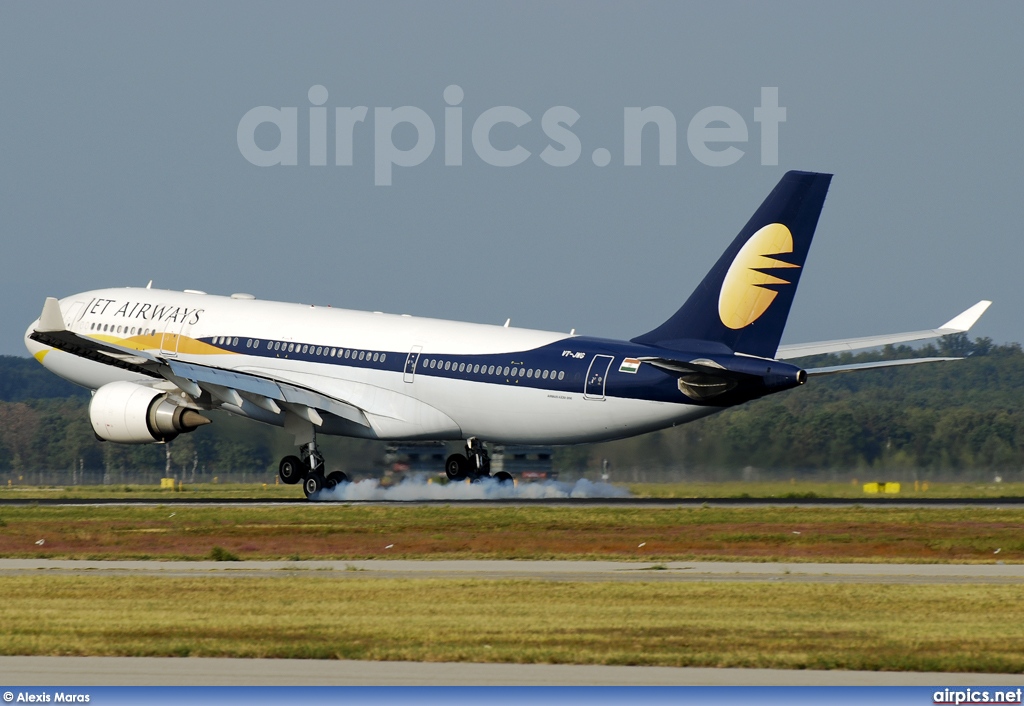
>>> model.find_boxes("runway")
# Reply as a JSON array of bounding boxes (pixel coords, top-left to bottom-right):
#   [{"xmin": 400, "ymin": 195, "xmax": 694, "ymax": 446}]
[
  {"xmin": 2, "ymin": 496, "xmax": 1023, "ymax": 507},
  {"xmin": 3, "ymin": 655, "xmax": 1024, "ymax": 686},
  {"xmin": 2, "ymin": 558, "xmax": 1021, "ymax": 584}
]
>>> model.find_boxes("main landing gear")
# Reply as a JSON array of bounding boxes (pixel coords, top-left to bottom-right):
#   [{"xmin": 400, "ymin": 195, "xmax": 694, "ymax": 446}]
[
  {"xmin": 445, "ymin": 438, "xmax": 514, "ymax": 485},
  {"xmin": 278, "ymin": 424, "xmax": 349, "ymax": 498}
]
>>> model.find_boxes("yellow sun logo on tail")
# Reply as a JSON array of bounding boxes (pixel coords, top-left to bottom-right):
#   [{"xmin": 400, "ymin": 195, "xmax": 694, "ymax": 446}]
[{"xmin": 718, "ymin": 223, "xmax": 800, "ymax": 330}]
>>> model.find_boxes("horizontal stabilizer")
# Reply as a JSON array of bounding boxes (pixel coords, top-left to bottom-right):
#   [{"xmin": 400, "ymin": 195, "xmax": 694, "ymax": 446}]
[
  {"xmin": 638, "ymin": 356, "xmax": 761, "ymax": 381},
  {"xmin": 805, "ymin": 357, "xmax": 960, "ymax": 376},
  {"xmin": 776, "ymin": 301, "xmax": 991, "ymax": 359}
]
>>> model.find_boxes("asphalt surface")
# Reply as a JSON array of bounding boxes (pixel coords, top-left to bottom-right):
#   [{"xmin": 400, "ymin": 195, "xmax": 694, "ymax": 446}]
[
  {"xmin": 2, "ymin": 558, "xmax": 1021, "ymax": 584},
  {"xmin": 2, "ymin": 655, "xmax": 1023, "ymax": 686},
  {"xmin": 2, "ymin": 496, "xmax": 1024, "ymax": 507}
]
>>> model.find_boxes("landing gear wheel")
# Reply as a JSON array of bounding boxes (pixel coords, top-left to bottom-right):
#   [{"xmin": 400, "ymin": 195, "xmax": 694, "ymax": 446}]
[
  {"xmin": 279, "ymin": 455, "xmax": 304, "ymax": 485},
  {"xmin": 445, "ymin": 453, "xmax": 470, "ymax": 481},
  {"xmin": 325, "ymin": 471, "xmax": 349, "ymax": 490},
  {"xmin": 494, "ymin": 471, "xmax": 514, "ymax": 485},
  {"xmin": 303, "ymin": 473, "xmax": 325, "ymax": 498}
]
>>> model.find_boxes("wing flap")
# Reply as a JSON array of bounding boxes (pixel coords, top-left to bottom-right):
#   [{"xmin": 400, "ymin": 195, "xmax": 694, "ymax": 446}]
[{"xmin": 166, "ymin": 359, "xmax": 370, "ymax": 427}]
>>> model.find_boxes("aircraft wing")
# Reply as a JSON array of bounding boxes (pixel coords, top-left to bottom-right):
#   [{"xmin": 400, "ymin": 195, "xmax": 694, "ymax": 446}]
[
  {"xmin": 30, "ymin": 297, "xmax": 371, "ymax": 428},
  {"xmin": 31, "ymin": 298, "xmax": 165, "ymax": 378},
  {"xmin": 775, "ymin": 300, "xmax": 991, "ymax": 360}
]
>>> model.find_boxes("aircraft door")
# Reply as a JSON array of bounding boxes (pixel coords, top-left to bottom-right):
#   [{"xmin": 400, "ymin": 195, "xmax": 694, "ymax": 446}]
[
  {"xmin": 159, "ymin": 318, "xmax": 179, "ymax": 357},
  {"xmin": 584, "ymin": 355, "xmax": 614, "ymax": 400},
  {"xmin": 63, "ymin": 302, "xmax": 84, "ymax": 330},
  {"xmin": 175, "ymin": 319, "xmax": 196, "ymax": 356},
  {"xmin": 404, "ymin": 345, "xmax": 422, "ymax": 383}
]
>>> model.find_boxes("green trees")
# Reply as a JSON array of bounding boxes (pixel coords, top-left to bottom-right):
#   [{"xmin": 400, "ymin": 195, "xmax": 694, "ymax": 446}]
[
  {"xmin": 581, "ymin": 339, "xmax": 1024, "ymax": 480},
  {"xmin": 3, "ymin": 337, "xmax": 1024, "ymax": 482}
]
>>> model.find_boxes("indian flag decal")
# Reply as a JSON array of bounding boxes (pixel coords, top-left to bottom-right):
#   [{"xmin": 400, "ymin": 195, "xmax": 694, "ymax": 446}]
[{"xmin": 619, "ymin": 358, "xmax": 641, "ymax": 374}]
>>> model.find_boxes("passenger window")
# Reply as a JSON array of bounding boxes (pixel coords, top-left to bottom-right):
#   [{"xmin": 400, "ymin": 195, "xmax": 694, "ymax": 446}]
[
  {"xmin": 526, "ymin": 369, "xmax": 533, "ymax": 378},
  {"xmin": 503, "ymin": 366, "xmax": 510, "ymax": 376},
  {"xmin": 445, "ymin": 361, "xmax": 451, "ymax": 371},
  {"xmin": 373, "ymin": 352, "xmax": 380, "ymax": 362},
  {"xmin": 488, "ymin": 365, "xmax": 495, "ymax": 375},
  {"xmin": 473, "ymin": 364, "xmax": 480, "ymax": 373},
  {"xmin": 288, "ymin": 343, "xmax": 295, "ymax": 352},
  {"xmin": 542, "ymin": 370, "xmax": 549, "ymax": 379},
  {"xmin": 380, "ymin": 353, "xmax": 386, "ymax": 363},
  {"xmin": 558, "ymin": 371, "xmax": 565, "ymax": 380}
]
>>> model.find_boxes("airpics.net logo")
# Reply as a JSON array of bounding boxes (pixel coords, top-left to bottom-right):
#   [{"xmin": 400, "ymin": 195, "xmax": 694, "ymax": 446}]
[{"xmin": 237, "ymin": 85, "xmax": 787, "ymax": 186}]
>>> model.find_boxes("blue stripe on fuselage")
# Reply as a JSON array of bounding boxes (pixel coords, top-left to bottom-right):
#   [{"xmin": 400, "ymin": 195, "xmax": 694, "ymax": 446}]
[{"xmin": 196, "ymin": 335, "xmax": 795, "ymax": 407}]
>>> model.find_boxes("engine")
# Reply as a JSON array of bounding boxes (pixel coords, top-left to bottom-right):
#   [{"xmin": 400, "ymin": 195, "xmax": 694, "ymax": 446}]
[{"xmin": 89, "ymin": 381, "xmax": 211, "ymax": 443}]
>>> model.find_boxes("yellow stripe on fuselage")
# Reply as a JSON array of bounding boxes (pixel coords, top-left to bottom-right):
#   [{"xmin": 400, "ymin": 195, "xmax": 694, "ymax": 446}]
[{"xmin": 89, "ymin": 334, "xmax": 236, "ymax": 356}]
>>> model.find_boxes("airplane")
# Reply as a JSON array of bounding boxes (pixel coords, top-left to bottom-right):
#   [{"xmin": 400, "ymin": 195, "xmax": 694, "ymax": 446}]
[{"xmin": 24, "ymin": 171, "xmax": 991, "ymax": 498}]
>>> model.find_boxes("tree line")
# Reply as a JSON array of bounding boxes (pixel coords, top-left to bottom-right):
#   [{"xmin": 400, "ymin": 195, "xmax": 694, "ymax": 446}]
[
  {"xmin": 584, "ymin": 335, "xmax": 1024, "ymax": 481},
  {"xmin": 2, "ymin": 334, "xmax": 1023, "ymax": 482}
]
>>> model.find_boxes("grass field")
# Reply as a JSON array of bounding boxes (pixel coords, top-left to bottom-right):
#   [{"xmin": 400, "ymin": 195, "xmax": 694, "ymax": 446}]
[
  {"xmin": 3, "ymin": 490, "xmax": 1022, "ymax": 672},
  {"xmin": 1, "ymin": 575, "xmax": 1022, "ymax": 672},
  {"xmin": 1, "ymin": 504, "xmax": 1021, "ymax": 562}
]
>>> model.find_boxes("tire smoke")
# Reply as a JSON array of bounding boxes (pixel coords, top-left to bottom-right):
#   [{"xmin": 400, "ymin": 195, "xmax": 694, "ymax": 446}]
[{"xmin": 314, "ymin": 476, "xmax": 630, "ymax": 501}]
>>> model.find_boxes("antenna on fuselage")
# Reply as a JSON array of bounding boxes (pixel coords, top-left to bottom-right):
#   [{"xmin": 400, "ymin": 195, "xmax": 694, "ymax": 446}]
[{"xmin": 146, "ymin": 280, "xmax": 152, "ymax": 289}]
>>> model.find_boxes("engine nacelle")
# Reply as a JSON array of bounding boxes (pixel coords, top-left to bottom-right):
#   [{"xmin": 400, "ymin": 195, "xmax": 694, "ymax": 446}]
[{"xmin": 90, "ymin": 381, "xmax": 211, "ymax": 444}]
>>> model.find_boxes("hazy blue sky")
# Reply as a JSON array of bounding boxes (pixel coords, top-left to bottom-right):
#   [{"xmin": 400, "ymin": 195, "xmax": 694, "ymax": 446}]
[{"xmin": 2, "ymin": 2, "xmax": 1022, "ymax": 356}]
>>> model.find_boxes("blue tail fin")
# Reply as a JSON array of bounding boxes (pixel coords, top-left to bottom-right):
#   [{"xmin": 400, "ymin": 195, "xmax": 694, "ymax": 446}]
[{"xmin": 632, "ymin": 170, "xmax": 832, "ymax": 358}]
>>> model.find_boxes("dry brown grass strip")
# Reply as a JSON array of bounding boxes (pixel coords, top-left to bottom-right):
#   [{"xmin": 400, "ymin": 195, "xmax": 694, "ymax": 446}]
[
  {"xmin": 1, "ymin": 575, "xmax": 1023, "ymax": 672},
  {"xmin": 1, "ymin": 505, "xmax": 1022, "ymax": 562}
]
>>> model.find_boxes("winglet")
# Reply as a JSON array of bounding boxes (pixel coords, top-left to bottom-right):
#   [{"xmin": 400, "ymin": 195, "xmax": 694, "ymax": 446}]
[
  {"xmin": 940, "ymin": 300, "xmax": 992, "ymax": 333},
  {"xmin": 37, "ymin": 297, "xmax": 66, "ymax": 333}
]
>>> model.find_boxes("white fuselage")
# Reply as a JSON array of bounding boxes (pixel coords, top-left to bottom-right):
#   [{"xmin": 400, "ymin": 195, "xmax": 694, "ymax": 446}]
[{"xmin": 25, "ymin": 288, "xmax": 714, "ymax": 445}]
